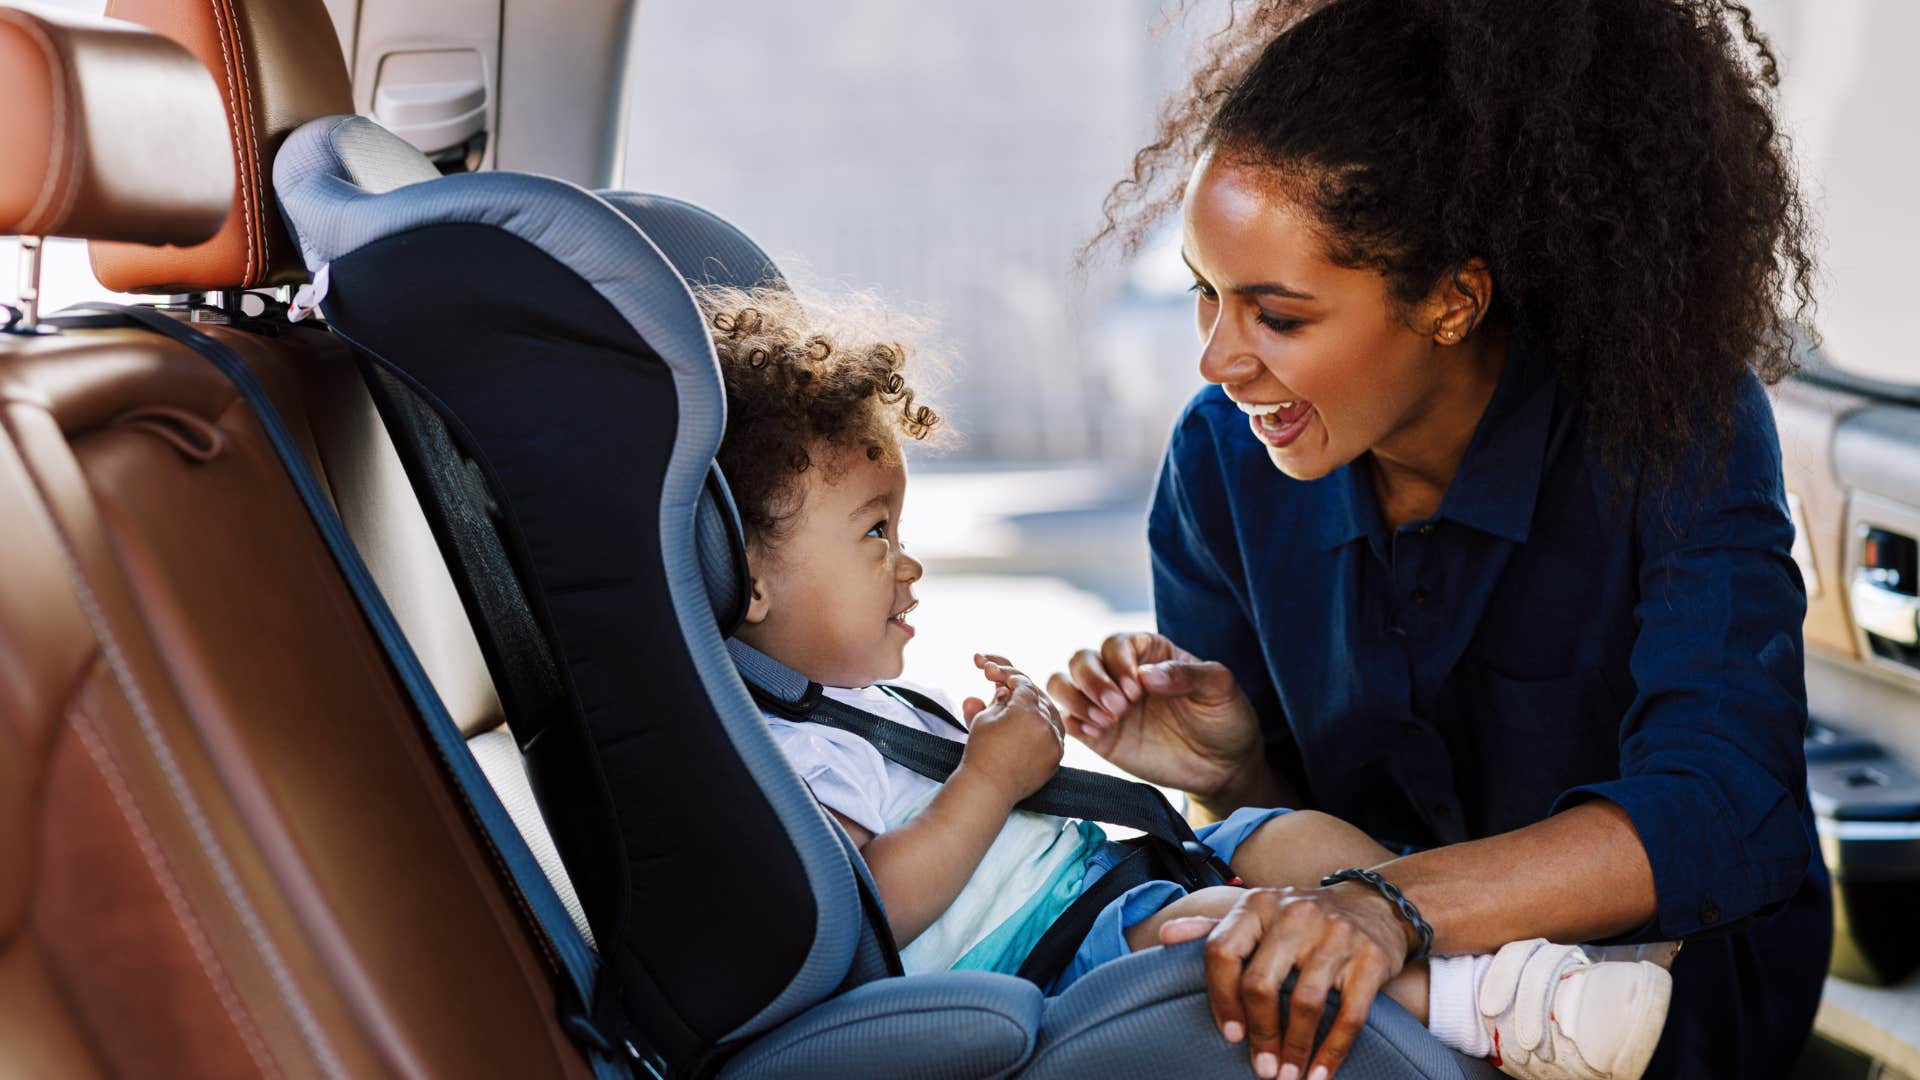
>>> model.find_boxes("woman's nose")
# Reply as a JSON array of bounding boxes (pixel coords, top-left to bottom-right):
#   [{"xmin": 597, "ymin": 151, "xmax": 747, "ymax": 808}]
[{"xmin": 1196, "ymin": 313, "xmax": 1263, "ymax": 387}]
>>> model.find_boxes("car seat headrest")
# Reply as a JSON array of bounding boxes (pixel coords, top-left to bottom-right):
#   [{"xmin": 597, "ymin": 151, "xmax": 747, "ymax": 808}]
[
  {"xmin": 590, "ymin": 192, "xmax": 790, "ymax": 640},
  {"xmin": 88, "ymin": 0, "xmax": 352, "ymax": 293},
  {"xmin": 0, "ymin": 4, "xmax": 231, "ymax": 246}
]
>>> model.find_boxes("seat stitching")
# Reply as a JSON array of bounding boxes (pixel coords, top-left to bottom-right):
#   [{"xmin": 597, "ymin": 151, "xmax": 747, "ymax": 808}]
[
  {"xmin": 203, "ymin": 0, "xmax": 256, "ymax": 283},
  {"xmin": 11, "ymin": 416, "xmax": 347, "ymax": 1079},
  {"xmin": 67, "ymin": 703, "xmax": 286, "ymax": 1080},
  {"xmin": 1, "ymin": 11, "xmax": 70, "ymax": 234},
  {"xmin": 216, "ymin": 0, "xmax": 266, "ymax": 283}
]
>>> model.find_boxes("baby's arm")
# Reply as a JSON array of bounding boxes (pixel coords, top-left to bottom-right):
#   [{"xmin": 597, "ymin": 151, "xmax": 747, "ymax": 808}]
[{"xmin": 844, "ymin": 660, "xmax": 1065, "ymax": 947}]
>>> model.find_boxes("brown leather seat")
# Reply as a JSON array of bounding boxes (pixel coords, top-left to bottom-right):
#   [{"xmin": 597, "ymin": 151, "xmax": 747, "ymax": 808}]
[{"xmin": 1, "ymin": 4, "xmax": 592, "ymax": 1076}]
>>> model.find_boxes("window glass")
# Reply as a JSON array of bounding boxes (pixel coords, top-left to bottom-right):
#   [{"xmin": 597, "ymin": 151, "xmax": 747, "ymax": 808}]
[
  {"xmin": 621, "ymin": 1, "xmax": 1215, "ymax": 742},
  {"xmin": 1770, "ymin": 0, "xmax": 1920, "ymax": 385}
]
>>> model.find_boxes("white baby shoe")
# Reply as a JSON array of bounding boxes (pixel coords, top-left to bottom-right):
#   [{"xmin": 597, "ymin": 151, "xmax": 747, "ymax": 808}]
[{"xmin": 1478, "ymin": 938, "xmax": 1673, "ymax": 1080}]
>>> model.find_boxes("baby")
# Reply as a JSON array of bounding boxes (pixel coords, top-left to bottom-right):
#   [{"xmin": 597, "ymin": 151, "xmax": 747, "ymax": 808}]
[{"xmin": 703, "ymin": 284, "xmax": 1671, "ymax": 1080}]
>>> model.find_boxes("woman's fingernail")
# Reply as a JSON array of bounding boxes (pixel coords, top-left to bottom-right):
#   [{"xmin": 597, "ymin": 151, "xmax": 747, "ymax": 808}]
[
  {"xmin": 1089, "ymin": 707, "xmax": 1111, "ymax": 727},
  {"xmin": 1221, "ymin": 1021, "xmax": 1244, "ymax": 1044},
  {"xmin": 1309, "ymin": 1067, "xmax": 1330, "ymax": 1080},
  {"xmin": 1101, "ymin": 690, "xmax": 1127, "ymax": 715},
  {"xmin": 1120, "ymin": 676, "xmax": 1141, "ymax": 700},
  {"xmin": 1280, "ymin": 1066, "xmax": 1302, "ymax": 1080},
  {"xmin": 1140, "ymin": 664, "xmax": 1169, "ymax": 689},
  {"xmin": 1254, "ymin": 1053, "xmax": 1279, "ymax": 1079}
]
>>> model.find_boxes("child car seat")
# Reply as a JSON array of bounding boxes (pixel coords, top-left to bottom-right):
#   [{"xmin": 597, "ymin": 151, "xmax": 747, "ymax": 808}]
[{"xmin": 272, "ymin": 112, "xmax": 1501, "ymax": 1080}]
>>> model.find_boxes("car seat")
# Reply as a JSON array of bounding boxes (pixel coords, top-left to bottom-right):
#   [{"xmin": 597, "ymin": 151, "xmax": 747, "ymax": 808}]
[{"xmin": 271, "ymin": 111, "xmax": 1503, "ymax": 1080}]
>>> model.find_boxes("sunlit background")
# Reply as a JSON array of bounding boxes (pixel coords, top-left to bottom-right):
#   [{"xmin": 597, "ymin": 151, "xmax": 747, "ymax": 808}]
[{"xmin": 5, "ymin": 0, "xmax": 1912, "ymax": 743}]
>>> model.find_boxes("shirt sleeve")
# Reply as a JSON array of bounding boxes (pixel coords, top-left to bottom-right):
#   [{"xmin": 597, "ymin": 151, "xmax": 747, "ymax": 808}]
[
  {"xmin": 1552, "ymin": 375, "xmax": 1813, "ymax": 940},
  {"xmin": 1149, "ymin": 398, "xmax": 1307, "ymax": 799},
  {"xmin": 764, "ymin": 718, "xmax": 894, "ymax": 836}
]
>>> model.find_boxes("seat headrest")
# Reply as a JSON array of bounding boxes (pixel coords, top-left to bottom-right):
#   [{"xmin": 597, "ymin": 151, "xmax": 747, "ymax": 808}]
[
  {"xmin": 0, "ymin": 4, "xmax": 231, "ymax": 245},
  {"xmin": 88, "ymin": 0, "xmax": 351, "ymax": 293}
]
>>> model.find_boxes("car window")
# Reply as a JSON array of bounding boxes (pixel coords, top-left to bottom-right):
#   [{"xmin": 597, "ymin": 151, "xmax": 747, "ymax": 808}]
[
  {"xmin": 621, "ymin": 0, "xmax": 1213, "ymax": 467},
  {"xmin": 1770, "ymin": 0, "xmax": 1920, "ymax": 387}
]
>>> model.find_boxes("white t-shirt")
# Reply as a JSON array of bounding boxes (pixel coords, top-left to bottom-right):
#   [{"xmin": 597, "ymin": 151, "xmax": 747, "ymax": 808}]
[{"xmin": 763, "ymin": 684, "xmax": 1107, "ymax": 975}]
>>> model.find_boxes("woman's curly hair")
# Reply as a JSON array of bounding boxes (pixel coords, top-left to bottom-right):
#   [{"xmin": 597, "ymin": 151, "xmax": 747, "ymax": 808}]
[
  {"xmin": 1096, "ymin": 0, "xmax": 1816, "ymax": 490},
  {"xmin": 701, "ymin": 285, "xmax": 944, "ymax": 544}
]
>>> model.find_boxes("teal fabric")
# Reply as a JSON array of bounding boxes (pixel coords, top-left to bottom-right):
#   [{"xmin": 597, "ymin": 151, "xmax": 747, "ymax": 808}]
[{"xmin": 950, "ymin": 820, "xmax": 1109, "ymax": 976}]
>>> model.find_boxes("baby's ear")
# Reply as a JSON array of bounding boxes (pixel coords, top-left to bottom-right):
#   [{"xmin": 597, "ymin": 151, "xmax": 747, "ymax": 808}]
[{"xmin": 742, "ymin": 574, "xmax": 772, "ymax": 625}]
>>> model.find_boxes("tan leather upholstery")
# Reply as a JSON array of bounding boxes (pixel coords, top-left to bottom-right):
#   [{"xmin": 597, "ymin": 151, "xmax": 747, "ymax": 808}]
[
  {"xmin": 0, "ymin": 322, "xmax": 587, "ymax": 1079},
  {"xmin": 89, "ymin": 0, "xmax": 352, "ymax": 292},
  {"xmin": 0, "ymin": 4, "xmax": 231, "ymax": 244}
]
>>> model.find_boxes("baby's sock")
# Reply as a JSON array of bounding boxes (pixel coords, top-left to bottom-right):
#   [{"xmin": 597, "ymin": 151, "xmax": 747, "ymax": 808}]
[{"xmin": 1425, "ymin": 953, "xmax": 1495, "ymax": 1058}]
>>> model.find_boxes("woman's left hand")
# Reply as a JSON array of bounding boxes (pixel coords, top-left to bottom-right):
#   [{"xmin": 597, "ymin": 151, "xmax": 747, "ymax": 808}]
[{"xmin": 1160, "ymin": 884, "xmax": 1413, "ymax": 1080}]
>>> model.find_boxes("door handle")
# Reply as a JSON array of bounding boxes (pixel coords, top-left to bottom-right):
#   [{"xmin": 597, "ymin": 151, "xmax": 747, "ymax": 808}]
[{"xmin": 1851, "ymin": 569, "xmax": 1920, "ymax": 645}]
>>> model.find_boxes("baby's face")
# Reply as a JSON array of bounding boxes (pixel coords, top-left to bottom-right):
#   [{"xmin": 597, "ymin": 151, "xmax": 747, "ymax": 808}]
[{"xmin": 737, "ymin": 444, "xmax": 923, "ymax": 688}]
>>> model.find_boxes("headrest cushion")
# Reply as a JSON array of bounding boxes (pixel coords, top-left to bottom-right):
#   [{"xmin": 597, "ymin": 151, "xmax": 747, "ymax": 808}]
[
  {"xmin": 0, "ymin": 4, "xmax": 231, "ymax": 244},
  {"xmin": 88, "ymin": 0, "xmax": 352, "ymax": 292}
]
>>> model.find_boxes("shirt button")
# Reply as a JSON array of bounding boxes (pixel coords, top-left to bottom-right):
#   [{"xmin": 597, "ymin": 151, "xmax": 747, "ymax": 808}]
[
  {"xmin": 1701, "ymin": 900, "xmax": 1720, "ymax": 925},
  {"xmin": 1416, "ymin": 524, "xmax": 1435, "ymax": 536},
  {"xmin": 1410, "ymin": 588, "xmax": 1429, "ymax": 606}
]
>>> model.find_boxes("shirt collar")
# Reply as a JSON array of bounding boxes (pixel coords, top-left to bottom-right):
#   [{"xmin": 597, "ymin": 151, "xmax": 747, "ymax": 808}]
[{"xmin": 1315, "ymin": 326, "xmax": 1558, "ymax": 551}]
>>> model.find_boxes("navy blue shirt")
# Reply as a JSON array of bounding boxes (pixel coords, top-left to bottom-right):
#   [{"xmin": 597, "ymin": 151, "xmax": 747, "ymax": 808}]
[{"xmin": 1149, "ymin": 330, "xmax": 1829, "ymax": 1078}]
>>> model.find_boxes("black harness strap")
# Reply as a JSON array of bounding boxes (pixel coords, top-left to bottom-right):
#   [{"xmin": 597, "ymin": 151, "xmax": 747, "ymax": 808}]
[{"xmin": 747, "ymin": 678, "xmax": 1240, "ymax": 989}]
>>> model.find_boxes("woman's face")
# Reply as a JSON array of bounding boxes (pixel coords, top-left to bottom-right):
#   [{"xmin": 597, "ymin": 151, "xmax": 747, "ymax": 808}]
[{"xmin": 1179, "ymin": 151, "xmax": 1458, "ymax": 482}]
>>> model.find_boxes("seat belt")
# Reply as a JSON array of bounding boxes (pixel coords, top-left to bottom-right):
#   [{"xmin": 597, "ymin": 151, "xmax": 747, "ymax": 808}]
[
  {"xmin": 745, "ymin": 673, "xmax": 1242, "ymax": 989},
  {"xmin": 63, "ymin": 303, "xmax": 657, "ymax": 1080}
]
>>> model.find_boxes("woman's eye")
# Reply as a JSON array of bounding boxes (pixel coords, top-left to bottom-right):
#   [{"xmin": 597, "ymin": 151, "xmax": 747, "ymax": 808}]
[
  {"xmin": 1187, "ymin": 281, "xmax": 1218, "ymax": 302},
  {"xmin": 1257, "ymin": 312, "xmax": 1302, "ymax": 334}
]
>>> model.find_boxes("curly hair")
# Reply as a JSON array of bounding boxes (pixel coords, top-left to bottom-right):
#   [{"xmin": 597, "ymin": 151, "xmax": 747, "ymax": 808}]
[
  {"xmin": 700, "ymin": 285, "xmax": 944, "ymax": 544},
  {"xmin": 1095, "ymin": 0, "xmax": 1816, "ymax": 491}
]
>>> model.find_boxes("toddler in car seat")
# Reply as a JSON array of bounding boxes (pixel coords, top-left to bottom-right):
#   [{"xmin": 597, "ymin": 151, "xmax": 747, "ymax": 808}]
[{"xmin": 700, "ymin": 284, "xmax": 1675, "ymax": 1080}]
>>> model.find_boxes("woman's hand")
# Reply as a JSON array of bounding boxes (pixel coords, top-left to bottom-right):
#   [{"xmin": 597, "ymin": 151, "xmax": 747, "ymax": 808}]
[
  {"xmin": 1160, "ymin": 884, "xmax": 1413, "ymax": 1080},
  {"xmin": 1047, "ymin": 631, "xmax": 1264, "ymax": 807}
]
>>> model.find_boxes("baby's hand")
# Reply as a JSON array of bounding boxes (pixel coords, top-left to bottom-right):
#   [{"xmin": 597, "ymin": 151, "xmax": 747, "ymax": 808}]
[{"xmin": 958, "ymin": 653, "xmax": 1064, "ymax": 805}]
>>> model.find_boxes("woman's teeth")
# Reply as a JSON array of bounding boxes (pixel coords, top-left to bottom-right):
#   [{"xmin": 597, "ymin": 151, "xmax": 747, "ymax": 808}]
[{"xmin": 1236, "ymin": 400, "xmax": 1299, "ymax": 416}]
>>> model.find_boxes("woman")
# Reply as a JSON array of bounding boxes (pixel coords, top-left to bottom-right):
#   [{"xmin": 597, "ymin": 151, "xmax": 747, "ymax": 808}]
[{"xmin": 1050, "ymin": 1, "xmax": 1829, "ymax": 1078}]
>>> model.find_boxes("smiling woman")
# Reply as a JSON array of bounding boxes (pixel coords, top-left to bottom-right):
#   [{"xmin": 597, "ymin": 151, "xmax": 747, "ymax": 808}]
[{"xmin": 1051, "ymin": 1, "xmax": 1830, "ymax": 1078}]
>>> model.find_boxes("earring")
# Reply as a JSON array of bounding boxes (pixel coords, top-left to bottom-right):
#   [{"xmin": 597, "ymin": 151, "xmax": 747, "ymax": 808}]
[{"xmin": 1439, "ymin": 329, "xmax": 1460, "ymax": 343}]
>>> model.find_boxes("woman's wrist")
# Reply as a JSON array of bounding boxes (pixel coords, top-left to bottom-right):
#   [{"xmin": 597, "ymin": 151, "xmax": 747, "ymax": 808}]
[{"xmin": 1191, "ymin": 753, "xmax": 1287, "ymax": 820}]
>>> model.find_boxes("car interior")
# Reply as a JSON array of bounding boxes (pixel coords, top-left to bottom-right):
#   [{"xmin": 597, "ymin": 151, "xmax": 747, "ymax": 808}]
[{"xmin": 1, "ymin": 1, "xmax": 1915, "ymax": 1078}]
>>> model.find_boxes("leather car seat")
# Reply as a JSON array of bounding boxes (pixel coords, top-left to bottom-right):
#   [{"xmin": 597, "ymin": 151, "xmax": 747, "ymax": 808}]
[{"xmin": 1, "ymin": 4, "xmax": 601, "ymax": 1076}]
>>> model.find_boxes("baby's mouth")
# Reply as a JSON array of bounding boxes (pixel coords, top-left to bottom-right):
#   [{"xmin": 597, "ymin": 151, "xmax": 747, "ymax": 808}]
[{"xmin": 889, "ymin": 598, "xmax": 919, "ymax": 633}]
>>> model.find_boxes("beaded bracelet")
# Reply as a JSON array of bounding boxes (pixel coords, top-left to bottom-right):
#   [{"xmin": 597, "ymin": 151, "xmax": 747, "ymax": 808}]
[{"xmin": 1320, "ymin": 867, "xmax": 1434, "ymax": 964}]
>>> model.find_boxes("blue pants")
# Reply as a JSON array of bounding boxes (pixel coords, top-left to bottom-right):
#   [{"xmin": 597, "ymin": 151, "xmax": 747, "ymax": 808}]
[{"xmin": 1051, "ymin": 806, "xmax": 1291, "ymax": 993}]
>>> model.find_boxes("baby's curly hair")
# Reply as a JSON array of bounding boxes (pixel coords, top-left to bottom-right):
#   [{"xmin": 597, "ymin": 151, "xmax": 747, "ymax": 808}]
[
  {"xmin": 1094, "ymin": 0, "xmax": 1816, "ymax": 495},
  {"xmin": 701, "ymin": 285, "xmax": 944, "ymax": 545}
]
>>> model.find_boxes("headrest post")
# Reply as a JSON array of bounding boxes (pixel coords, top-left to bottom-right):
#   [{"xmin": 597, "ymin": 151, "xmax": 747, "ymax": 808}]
[{"xmin": 15, "ymin": 237, "xmax": 43, "ymax": 331}]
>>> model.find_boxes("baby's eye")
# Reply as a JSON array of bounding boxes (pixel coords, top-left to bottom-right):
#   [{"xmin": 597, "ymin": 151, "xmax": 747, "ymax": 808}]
[{"xmin": 866, "ymin": 519, "xmax": 889, "ymax": 540}]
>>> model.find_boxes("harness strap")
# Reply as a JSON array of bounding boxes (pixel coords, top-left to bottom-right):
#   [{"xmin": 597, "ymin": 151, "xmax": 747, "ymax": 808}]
[
  {"xmin": 745, "ymin": 675, "xmax": 1240, "ymax": 988},
  {"xmin": 794, "ymin": 689, "xmax": 1230, "ymax": 879},
  {"xmin": 67, "ymin": 303, "xmax": 653, "ymax": 1080}
]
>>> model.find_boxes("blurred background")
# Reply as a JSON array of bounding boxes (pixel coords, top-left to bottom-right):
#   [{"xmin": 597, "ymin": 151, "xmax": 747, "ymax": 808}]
[{"xmin": 6, "ymin": 0, "xmax": 1911, "ymax": 727}]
